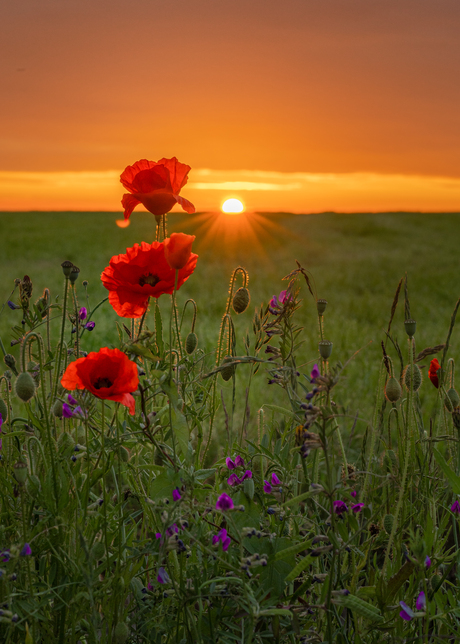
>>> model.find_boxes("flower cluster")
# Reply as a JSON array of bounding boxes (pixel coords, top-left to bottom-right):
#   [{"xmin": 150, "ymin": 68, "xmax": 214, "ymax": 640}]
[{"xmin": 225, "ymin": 455, "xmax": 252, "ymax": 487}]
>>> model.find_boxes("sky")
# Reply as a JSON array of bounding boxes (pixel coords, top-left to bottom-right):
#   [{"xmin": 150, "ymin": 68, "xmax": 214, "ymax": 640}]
[{"xmin": 2, "ymin": 0, "xmax": 460, "ymax": 212}]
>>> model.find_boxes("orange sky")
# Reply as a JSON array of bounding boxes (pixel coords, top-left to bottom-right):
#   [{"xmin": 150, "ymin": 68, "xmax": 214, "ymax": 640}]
[{"xmin": 2, "ymin": 0, "xmax": 460, "ymax": 211}]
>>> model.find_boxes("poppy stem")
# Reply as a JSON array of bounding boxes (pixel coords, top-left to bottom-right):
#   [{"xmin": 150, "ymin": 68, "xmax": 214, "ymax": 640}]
[
  {"xmin": 137, "ymin": 298, "xmax": 149, "ymax": 340},
  {"xmin": 52, "ymin": 276, "xmax": 69, "ymax": 404}
]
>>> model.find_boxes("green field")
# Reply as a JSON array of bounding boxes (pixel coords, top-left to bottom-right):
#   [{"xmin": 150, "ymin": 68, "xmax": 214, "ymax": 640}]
[{"xmin": 1, "ymin": 211, "xmax": 459, "ymax": 437}]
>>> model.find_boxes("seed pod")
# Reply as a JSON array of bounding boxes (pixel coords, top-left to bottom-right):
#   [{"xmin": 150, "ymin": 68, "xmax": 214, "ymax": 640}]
[
  {"xmin": 452, "ymin": 407, "xmax": 460, "ymax": 430},
  {"xmin": 316, "ymin": 299, "xmax": 328, "ymax": 315},
  {"xmin": 69, "ymin": 266, "xmax": 80, "ymax": 284},
  {"xmin": 15, "ymin": 372, "xmax": 36, "ymax": 402},
  {"xmin": 114, "ymin": 622, "xmax": 129, "ymax": 644},
  {"xmin": 404, "ymin": 364, "xmax": 422, "ymax": 392},
  {"xmin": 0, "ymin": 399, "xmax": 8, "ymax": 422},
  {"xmin": 340, "ymin": 594, "xmax": 384, "ymax": 622},
  {"xmin": 318, "ymin": 340, "xmax": 333, "ymax": 360},
  {"xmin": 232, "ymin": 287, "xmax": 250, "ymax": 314},
  {"xmin": 4, "ymin": 354, "xmax": 18, "ymax": 375},
  {"xmin": 52, "ymin": 399, "xmax": 63, "ymax": 418},
  {"xmin": 404, "ymin": 319, "xmax": 417, "ymax": 338},
  {"xmin": 61, "ymin": 260, "xmax": 74, "ymax": 277},
  {"xmin": 385, "ymin": 376, "xmax": 402, "ymax": 402},
  {"xmin": 185, "ymin": 332, "xmax": 198, "ymax": 355},
  {"xmin": 13, "ymin": 461, "xmax": 28, "ymax": 485},
  {"xmin": 383, "ymin": 513, "xmax": 394, "ymax": 535},
  {"xmin": 221, "ymin": 356, "xmax": 236, "ymax": 381},
  {"xmin": 445, "ymin": 388, "xmax": 460, "ymax": 413}
]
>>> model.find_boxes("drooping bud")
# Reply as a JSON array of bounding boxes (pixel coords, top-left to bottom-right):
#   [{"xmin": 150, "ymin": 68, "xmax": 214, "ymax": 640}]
[
  {"xmin": 444, "ymin": 388, "xmax": 460, "ymax": 413},
  {"xmin": 0, "ymin": 399, "xmax": 8, "ymax": 422},
  {"xmin": 221, "ymin": 356, "xmax": 236, "ymax": 381},
  {"xmin": 69, "ymin": 266, "xmax": 80, "ymax": 284},
  {"xmin": 385, "ymin": 376, "xmax": 402, "ymax": 402},
  {"xmin": 185, "ymin": 332, "xmax": 198, "ymax": 355},
  {"xmin": 316, "ymin": 299, "xmax": 328, "ymax": 315},
  {"xmin": 404, "ymin": 319, "xmax": 417, "ymax": 338},
  {"xmin": 15, "ymin": 372, "xmax": 36, "ymax": 402},
  {"xmin": 383, "ymin": 513, "xmax": 394, "ymax": 535},
  {"xmin": 4, "ymin": 354, "xmax": 18, "ymax": 376},
  {"xmin": 52, "ymin": 399, "xmax": 64, "ymax": 418},
  {"xmin": 232, "ymin": 287, "xmax": 250, "ymax": 314},
  {"xmin": 13, "ymin": 461, "xmax": 28, "ymax": 485},
  {"xmin": 318, "ymin": 340, "xmax": 333, "ymax": 360},
  {"xmin": 113, "ymin": 622, "xmax": 129, "ymax": 644},
  {"xmin": 61, "ymin": 260, "xmax": 74, "ymax": 277},
  {"xmin": 404, "ymin": 364, "xmax": 422, "ymax": 392}
]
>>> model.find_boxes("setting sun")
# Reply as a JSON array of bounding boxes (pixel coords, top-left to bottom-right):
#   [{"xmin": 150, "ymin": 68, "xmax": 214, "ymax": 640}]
[{"xmin": 221, "ymin": 198, "xmax": 244, "ymax": 214}]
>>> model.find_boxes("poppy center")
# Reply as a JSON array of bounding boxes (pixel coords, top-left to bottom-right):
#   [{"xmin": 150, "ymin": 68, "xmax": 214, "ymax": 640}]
[
  {"xmin": 139, "ymin": 273, "xmax": 160, "ymax": 287},
  {"xmin": 93, "ymin": 377, "xmax": 113, "ymax": 390}
]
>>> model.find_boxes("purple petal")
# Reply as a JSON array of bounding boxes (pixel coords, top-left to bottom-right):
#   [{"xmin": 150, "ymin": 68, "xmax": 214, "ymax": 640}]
[
  {"xmin": 155, "ymin": 533, "xmax": 162, "ymax": 540},
  {"xmin": 234, "ymin": 455, "xmax": 245, "ymax": 467},
  {"xmin": 416, "ymin": 591, "xmax": 426, "ymax": 611},
  {"xmin": 157, "ymin": 566, "xmax": 170, "ymax": 584},
  {"xmin": 241, "ymin": 470, "xmax": 252, "ymax": 481},
  {"xmin": 263, "ymin": 480, "xmax": 272, "ymax": 494},
  {"xmin": 68, "ymin": 393, "xmax": 78, "ymax": 405},
  {"xmin": 78, "ymin": 307, "xmax": 87, "ymax": 321},
  {"xmin": 399, "ymin": 601, "xmax": 414, "ymax": 621},
  {"xmin": 226, "ymin": 457, "xmax": 236, "ymax": 470},
  {"xmin": 0, "ymin": 413, "xmax": 3, "ymax": 431},
  {"xmin": 222, "ymin": 536, "xmax": 231, "ymax": 551},
  {"xmin": 425, "ymin": 555, "xmax": 431, "ymax": 568},
  {"xmin": 451, "ymin": 500, "xmax": 460, "ymax": 514},
  {"xmin": 20, "ymin": 543, "xmax": 32, "ymax": 557},
  {"xmin": 216, "ymin": 493, "xmax": 234, "ymax": 511},
  {"xmin": 84, "ymin": 321, "xmax": 95, "ymax": 331},
  {"xmin": 333, "ymin": 500, "xmax": 349, "ymax": 514},
  {"xmin": 227, "ymin": 473, "xmax": 241, "ymax": 487},
  {"xmin": 172, "ymin": 488, "xmax": 181, "ymax": 502},
  {"xmin": 352, "ymin": 503, "xmax": 365, "ymax": 514},
  {"xmin": 271, "ymin": 473, "xmax": 281, "ymax": 486},
  {"xmin": 350, "ymin": 490, "xmax": 357, "ymax": 498},
  {"xmin": 310, "ymin": 364, "xmax": 320, "ymax": 382}
]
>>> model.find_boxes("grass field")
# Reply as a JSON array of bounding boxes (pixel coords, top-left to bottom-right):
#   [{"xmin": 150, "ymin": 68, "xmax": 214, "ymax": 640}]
[{"xmin": 1, "ymin": 211, "xmax": 459, "ymax": 442}]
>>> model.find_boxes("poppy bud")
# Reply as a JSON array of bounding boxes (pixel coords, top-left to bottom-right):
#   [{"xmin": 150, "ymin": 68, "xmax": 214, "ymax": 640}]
[
  {"xmin": 445, "ymin": 388, "xmax": 460, "ymax": 412},
  {"xmin": 452, "ymin": 407, "xmax": 460, "ymax": 430},
  {"xmin": 318, "ymin": 340, "xmax": 333, "ymax": 360},
  {"xmin": 185, "ymin": 332, "xmax": 198, "ymax": 355},
  {"xmin": 114, "ymin": 622, "xmax": 129, "ymax": 644},
  {"xmin": 15, "ymin": 372, "xmax": 36, "ymax": 402},
  {"xmin": 404, "ymin": 319, "xmax": 417, "ymax": 338},
  {"xmin": 221, "ymin": 356, "xmax": 236, "ymax": 381},
  {"xmin": 316, "ymin": 299, "xmax": 328, "ymax": 315},
  {"xmin": 164, "ymin": 233, "xmax": 196, "ymax": 270},
  {"xmin": 69, "ymin": 266, "xmax": 80, "ymax": 284},
  {"xmin": 383, "ymin": 513, "xmax": 394, "ymax": 534},
  {"xmin": 52, "ymin": 399, "xmax": 64, "ymax": 418},
  {"xmin": 0, "ymin": 399, "xmax": 8, "ymax": 422},
  {"xmin": 61, "ymin": 260, "xmax": 74, "ymax": 277},
  {"xmin": 13, "ymin": 461, "xmax": 28, "ymax": 485},
  {"xmin": 404, "ymin": 364, "xmax": 422, "ymax": 392},
  {"xmin": 385, "ymin": 377, "xmax": 402, "ymax": 402},
  {"xmin": 4, "ymin": 354, "xmax": 18, "ymax": 375},
  {"xmin": 232, "ymin": 287, "xmax": 250, "ymax": 314}
]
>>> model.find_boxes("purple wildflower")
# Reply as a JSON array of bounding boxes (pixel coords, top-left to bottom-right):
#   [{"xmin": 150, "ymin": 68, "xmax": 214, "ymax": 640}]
[
  {"xmin": 157, "ymin": 567, "xmax": 170, "ymax": 584},
  {"xmin": 84, "ymin": 321, "xmax": 95, "ymax": 331},
  {"xmin": 425, "ymin": 555, "xmax": 431, "ymax": 568},
  {"xmin": 62, "ymin": 402, "xmax": 74, "ymax": 418},
  {"xmin": 271, "ymin": 473, "xmax": 281, "ymax": 486},
  {"xmin": 216, "ymin": 493, "xmax": 234, "ymax": 511},
  {"xmin": 212, "ymin": 528, "xmax": 231, "ymax": 551},
  {"xmin": 155, "ymin": 532, "xmax": 162, "ymax": 540},
  {"xmin": 227, "ymin": 473, "xmax": 241, "ymax": 487},
  {"xmin": 0, "ymin": 550, "xmax": 10, "ymax": 563},
  {"xmin": 241, "ymin": 470, "xmax": 252, "ymax": 481},
  {"xmin": 416, "ymin": 591, "xmax": 426, "ymax": 611},
  {"xmin": 351, "ymin": 503, "xmax": 365, "ymax": 514},
  {"xmin": 451, "ymin": 500, "xmax": 460, "ymax": 514},
  {"xmin": 263, "ymin": 480, "xmax": 272, "ymax": 494},
  {"xmin": 234, "ymin": 455, "xmax": 245, "ymax": 467},
  {"xmin": 310, "ymin": 364, "xmax": 320, "ymax": 382},
  {"xmin": 8, "ymin": 301, "xmax": 19, "ymax": 310},
  {"xmin": 20, "ymin": 543, "xmax": 32, "ymax": 557},
  {"xmin": 350, "ymin": 490, "xmax": 357, "ymax": 498},
  {"xmin": 399, "ymin": 601, "xmax": 414, "ymax": 621},
  {"xmin": 166, "ymin": 524, "xmax": 179, "ymax": 538},
  {"xmin": 78, "ymin": 307, "xmax": 87, "ymax": 321},
  {"xmin": 278, "ymin": 290, "xmax": 290, "ymax": 304},
  {"xmin": 68, "ymin": 394, "xmax": 78, "ymax": 405},
  {"xmin": 172, "ymin": 488, "xmax": 181, "ymax": 502},
  {"xmin": 333, "ymin": 500, "xmax": 348, "ymax": 515},
  {"xmin": 226, "ymin": 457, "xmax": 236, "ymax": 470}
]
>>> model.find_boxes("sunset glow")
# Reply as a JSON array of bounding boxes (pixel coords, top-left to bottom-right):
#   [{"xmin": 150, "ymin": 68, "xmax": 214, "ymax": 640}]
[{"xmin": 221, "ymin": 198, "xmax": 244, "ymax": 214}]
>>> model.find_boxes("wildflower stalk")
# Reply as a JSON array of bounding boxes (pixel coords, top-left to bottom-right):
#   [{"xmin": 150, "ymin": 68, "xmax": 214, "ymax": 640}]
[
  {"xmin": 53, "ymin": 275, "xmax": 69, "ymax": 404},
  {"xmin": 168, "ymin": 270, "xmax": 179, "ymax": 464},
  {"xmin": 101, "ymin": 400, "xmax": 109, "ymax": 559},
  {"xmin": 72, "ymin": 284, "xmax": 80, "ymax": 359},
  {"xmin": 362, "ymin": 359, "xmax": 386, "ymax": 502}
]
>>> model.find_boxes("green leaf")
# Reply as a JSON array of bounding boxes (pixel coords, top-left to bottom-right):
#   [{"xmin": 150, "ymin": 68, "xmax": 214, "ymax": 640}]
[
  {"xmin": 194, "ymin": 468, "xmax": 216, "ymax": 481},
  {"xmin": 271, "ymin": 539, "xmax": 311, "ymax": 562},
  {"xmin": 434, "ymin": 448, "xmax": 460, "ymax": 494},
  {"xmin": 284, "ymin": 555, "xmax": 314, "ymax": 583},
  {"xmin": 171, "ymin": 408, "xmax": 189, "ymax": 457},
  {"xmin": 149, "ymin": 469, "xmax": 181, "ymax": 502},
  {"xmin": 126, "ymin": 343, "xmax": 160, "ymax": 362},
  {"xmin": 258, "ymin": 609, "xmax": 293, "ymax": 618}
]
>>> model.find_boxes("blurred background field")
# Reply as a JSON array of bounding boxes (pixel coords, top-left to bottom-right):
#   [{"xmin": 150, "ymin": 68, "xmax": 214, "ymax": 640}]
[{"xmin": 1, "ymin": 211, "xmax": 459, "ymax": 452}]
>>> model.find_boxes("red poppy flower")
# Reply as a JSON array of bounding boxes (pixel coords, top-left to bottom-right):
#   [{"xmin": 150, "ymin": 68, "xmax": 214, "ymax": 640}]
[
  {"xmin": 101, "ymin": 240, "xmax": 198, "ymax": 318},
  {"xmin": 120, "ymin": 157, "xmax": 196, "ymax": 219},
  {"xmin": 428, "ymin": 358, "xmax": 441, "ymax": 388},
  {"xmin": 164, "ymin": 233, "xmax": 196, "ymax": 270},
  {"xmin": 61, "ymin": 347, "xmax": 139, "ymax": 415}
]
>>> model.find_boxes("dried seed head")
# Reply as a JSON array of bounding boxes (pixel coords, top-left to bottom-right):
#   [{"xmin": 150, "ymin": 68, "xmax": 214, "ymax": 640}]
[
  {"xmin": 19, "ymin": 276, "xmax": 33, "ymax": 306},
  {"xmin": 404, "ymin": 319, "xmax": 417, "ymax": 338},
  {"xmin": 61, "ymin": 260, "xmax": 74, "ymax": 277},
  {"xmin": 15, "ymin": 372, "xmax": 36, "ymax": 402},
  {"xmin": 385, "ymin": 376, "xmax": 402, "ymax": 402},
  {"xmin": 318, "ymin": 340, "xmax": 333, "ymax": 360},
  {"xmin": 69, "ymin": 266, "xmax": 80, "ymax": 284},
  {"xmin": 404, "ymin": 364, "xmax": 422, "ymax": 392},
  {"xmin": 316, "ymin": 299, "xmax": 328, "ymax": 315},
  {"xmin": 185, "ymin": 332, "xmax": 198, "ymax": 355},
  {"xmin": 232, "ymin": 287, "xmax": 250, "ymax": 314}
]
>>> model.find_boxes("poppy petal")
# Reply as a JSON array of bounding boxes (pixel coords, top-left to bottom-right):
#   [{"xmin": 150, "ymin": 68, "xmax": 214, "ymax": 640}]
[
  {"xmin": 175, "ymin": 195, "xmax": 196, "ymax": 214},
  {"xmin": 121, "ymin": 193, "xmax": 142, "ymax": 219}
]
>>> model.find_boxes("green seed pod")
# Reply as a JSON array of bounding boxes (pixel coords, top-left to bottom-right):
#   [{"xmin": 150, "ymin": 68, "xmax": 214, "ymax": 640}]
[
  {"xmin": 445, "ymin": 388, "xmax": 460, "ymax": 413},
  {"xmin": 335, "ymin": 594, "xmax": 384, "ymax": 622},
  {"xmin": 232, "ymin": 287, "xmax": 250, "ymax": 314},
  {"xmin": 13, "ymin": 461, "xmax": 28, "ymax": 485},
  {"xmin": 69, "ymin": 265, "xmax": 80, "ymax": 284},
  {"xmin": 113, "ymin": 622, "xmax": 129, "ymax": 644},
  {"xmin": 15, "ymin": 372, "xmax": 36, "ymax": 402},
  {"xmin": 185, "ymin": 332, "xmax": 198, "ymax": 355},
  {"xmin": 404, "ymin": 319, "xmax": 417, "ymax": 338},
  {"xmin": 0, "ymin": 399, "xmax": 8, "ymax": 422},
  {"xmin": 26, "ymin": 474, "xmax": 41, "ymax": 498},
  {"xmin": 52, "ymin": 399, "xmax": 63, "ymax": 418},
  {"xmin": 118, "ymin": 446, "xmax": 130, "ymax": 463},
  {"xmin": 316, "ymin": 299, "xmax": 328, "ymax": 315},
  {"xmin": 404, "ymin": 364, "xmax": 422, "ymax": 392},
  {"xmin": 61, "ymin": 260, "xmax": 74, "ymax": 278},
  {"xmin": 383, "ymin": 514, "xmax": 394, "ymax": 535},
  {"xmin": 385, "ymin": 376, "xmax": 402, "ymax": 402},
  {"xmin": 221, "ymin": 356, "xmax": 236, "ymax": 381},
  {"xmin": 318, "ymin": 340, "xmax": 333, "ymax": 360}
]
